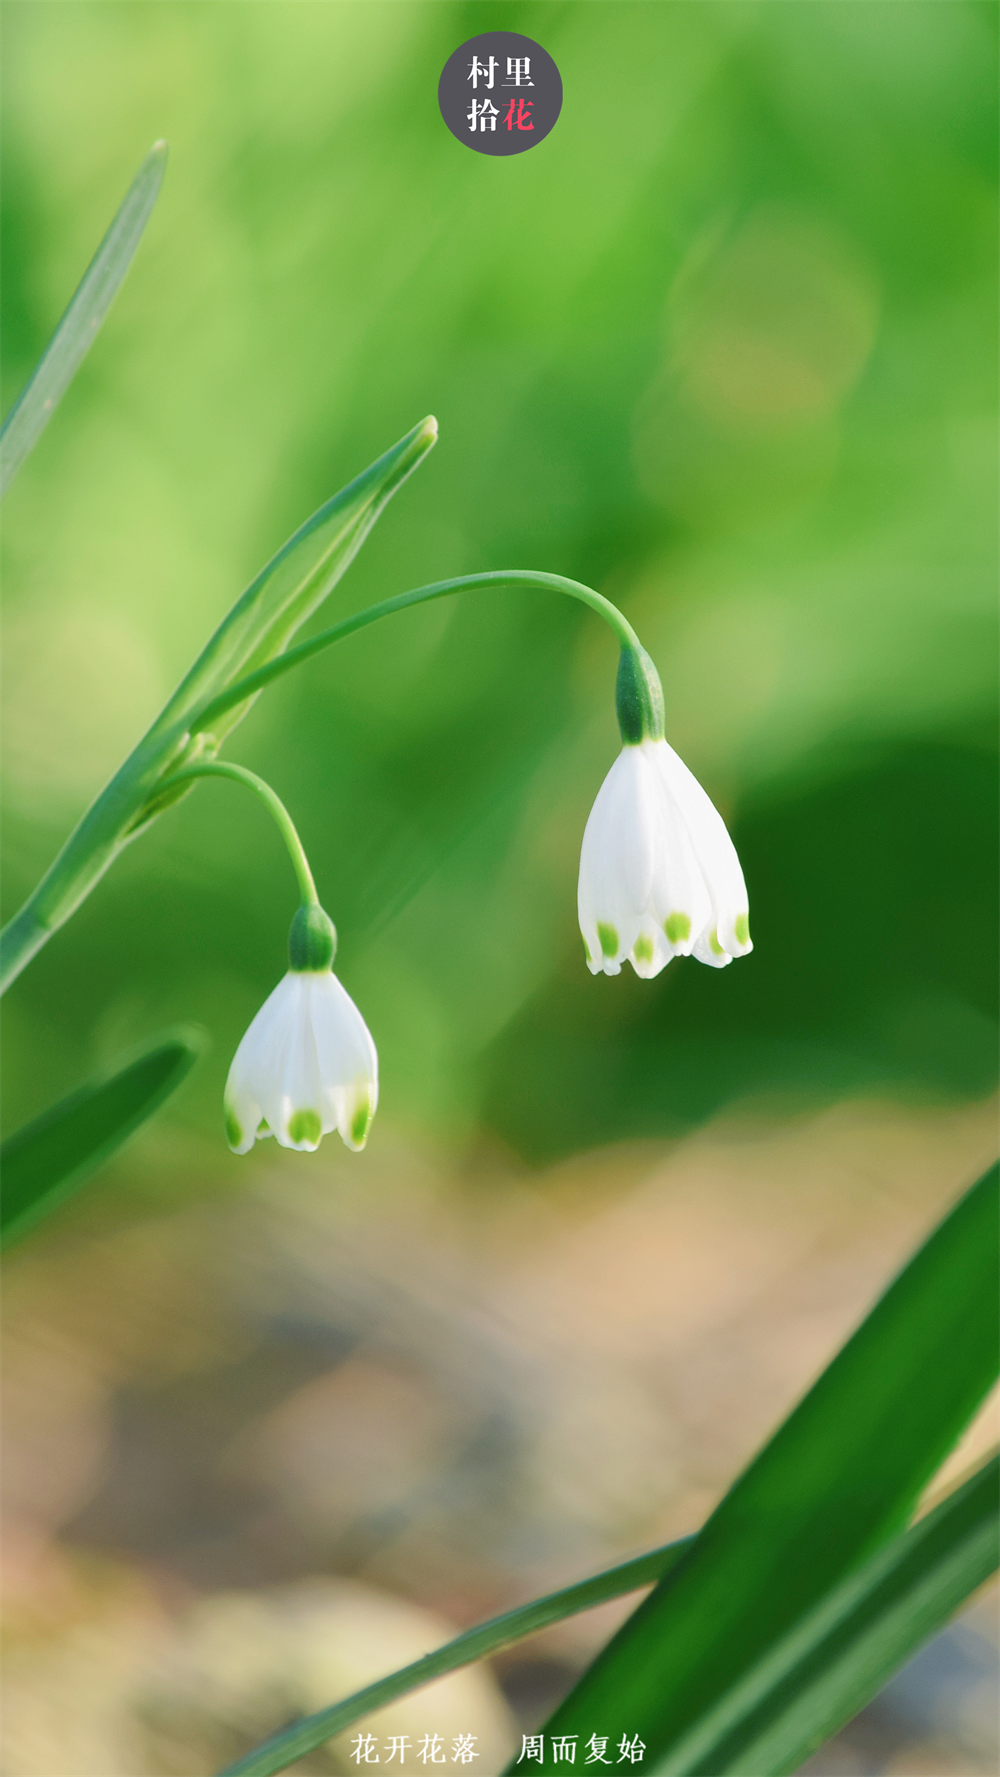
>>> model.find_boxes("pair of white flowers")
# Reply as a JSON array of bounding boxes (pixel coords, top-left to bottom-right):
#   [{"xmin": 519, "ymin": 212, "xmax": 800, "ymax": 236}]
[{"xmin": 225, "ymin": 643, "xmax": 750, "ymax": 1156}]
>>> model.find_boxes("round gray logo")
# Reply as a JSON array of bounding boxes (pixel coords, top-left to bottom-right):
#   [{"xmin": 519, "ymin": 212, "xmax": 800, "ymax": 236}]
[{"xmin": 438, "ymin": 32, "xmax": 563, "ymax": 156}]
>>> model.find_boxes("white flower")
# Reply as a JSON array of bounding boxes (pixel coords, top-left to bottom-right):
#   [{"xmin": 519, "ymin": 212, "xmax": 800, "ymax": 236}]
[
  {"xmin": 578, "ymin": 737, "xmax": 752, "ymax": 980},
  {"xmin": 225, "ymin": 968, "xmax": 378, "ymax": 1154}
]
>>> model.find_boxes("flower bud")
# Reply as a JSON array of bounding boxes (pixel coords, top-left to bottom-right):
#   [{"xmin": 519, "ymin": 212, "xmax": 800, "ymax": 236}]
[
  {"xmin": 615, "ymin": 644, "xmax": 665, "ymax": 745},
  {"xmin": 288, "ymin": 903, "xmax": 337, "ymax": 973}
]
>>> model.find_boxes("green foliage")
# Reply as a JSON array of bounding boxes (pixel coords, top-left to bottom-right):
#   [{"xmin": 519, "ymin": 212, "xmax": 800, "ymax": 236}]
[
  {"xmin": 168, "ymin": 416, "xmax": 438, "ymax": 753},
  {"xmin": 0, "ymin": 415, "xmax": 435, "ymax": 992},
  {"xmin": 536, "ymin": 1162, "xmax": 999, "ymax": 1767},
  {"xmin": 3, "ymin": 1, "xmax": 993, "ymax": 1146},
  {"xmin": 210, "ymin": 1162, "xmax": 999, "ymax": 1777},
  {"xmin": 651, "ymin": 1456, "xmax": 998, "ymax": 1776},
  {"xmin": 0, "ymin": 141, "xmax": 166, "ymax": 496},
  {"xmin": 0, "ymin": 1030, "xmax": 203, "ymax": 1247},
  {"xmin": 0, "ymin": 13, "xmax": 995, "ymax": 1769},
  {"xmin": 214, "ymin": 1538, "xmax": 694, "ymax": 1777}
]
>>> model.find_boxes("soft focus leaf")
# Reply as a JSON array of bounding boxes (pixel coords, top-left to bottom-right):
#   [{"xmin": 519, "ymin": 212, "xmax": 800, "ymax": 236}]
[
  {"xmin": 0, "ymin": 141, "xmax": 167, "ymax": 497},
  {"xmin": 220, "ymin": 1166, "xmax": 999, "ymax": 1777},
  {"xmin": 536, "ymin": 1162, "xmax": 1000, "ymax": 1763},
  {"xmin": 654, "ymin": 1457, "xmax": 999, "ymax": 1775},
  {"xmin": 0, "ymin": 1030, "xmax": 203, "ymax": 1247},
  {"xmin": 175, "ymin": 413, "xmax": 438, "ymax": 746},
  {"xmin": 0, "ymin": 417, "xmax": 436, "ymax": 992},
  {"xmin": 215, "ymin": 1537, "xmax": 693, "ymax": 1777}
]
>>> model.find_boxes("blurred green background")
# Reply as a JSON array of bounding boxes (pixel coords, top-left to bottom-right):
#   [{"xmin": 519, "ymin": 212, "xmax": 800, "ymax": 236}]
[{"xmin": 2, "ymin": 0, "xmax": 997, "ymax": 1156}]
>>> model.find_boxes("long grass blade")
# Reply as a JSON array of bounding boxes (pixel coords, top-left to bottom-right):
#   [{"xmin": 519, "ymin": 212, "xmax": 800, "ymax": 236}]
[
  {"xmin": 0, "ymin": 141, "xmax": 167, "ymax": 496},
  {"xmin": 215, "ymin": 1536, "xmax": 693, "ymax": 1777},
  {"xmin": 0, "ymin": 418, "xmax": 436, "ymax": 993},
  {"xmin": 654, "ymin": 1454, "xmax": 999, "ymax": 1775},
  {"xmin": 535, "ymin": 1162, "xmax": 999, "ymax": 1765},
  {"xmin": 215, "ymin": 1164, "xmax": 999, "ymax": 1777}
]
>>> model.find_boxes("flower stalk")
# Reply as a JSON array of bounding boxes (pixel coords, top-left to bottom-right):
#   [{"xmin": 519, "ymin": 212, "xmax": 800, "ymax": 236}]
[
  {"xmin": 154, "ymin": 760, "xmax": 378, "ymax": 1156},
  {"xmin": 188, "ymin": 570, "xmax": 644, "ymax": 736},
  {"xmin": 0, "ymin": 560, "xmax": 645, "ymax": 995},
  {"xmin": 156, "ymin": 760, "xmax": 319, "ymax": 909},
  {"xmin": 1, "ymin": 409, "xmax": 751, "ymax": 1162}
]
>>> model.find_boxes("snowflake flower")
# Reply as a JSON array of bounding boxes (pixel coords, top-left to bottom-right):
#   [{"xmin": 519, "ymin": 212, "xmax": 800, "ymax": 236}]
[
  {"xmin": 225, "ymin": 905, "xmax": 377, "ymax": 1153},
  {"xmin": 578, "ymin": 643, "xmax": 752, "ymax": 980}
]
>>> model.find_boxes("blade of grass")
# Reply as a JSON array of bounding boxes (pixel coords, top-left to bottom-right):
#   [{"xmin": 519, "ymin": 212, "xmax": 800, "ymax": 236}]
[
  {"xmin": 0, "ymin": 141, "xmax": 168, "ymax": 496},
  {"xmin": 0, "ymin": 417, "xmax": 437, "ymax": 993},
  {"xmin": 214, "ymin": 1535, "xmax": 694, "ymax": 1777},
  {"xmin": 1, "ymin": 1029, "xmax": 204, "ymax": 1248},
  {"xmin": 536, "ymin": 1162, "xmax": 999, "ymax": 1764},
  {"xmin": 218, "ymin": 1164, "xmax": 998, "ymax": 1777},
  {"xmin": 152, "ymin": 415, "xmax": 439, "ymax": 751},
  {"xmin": 654, "ymin": 1454, "xmax": 999, "ymax": 1775}
]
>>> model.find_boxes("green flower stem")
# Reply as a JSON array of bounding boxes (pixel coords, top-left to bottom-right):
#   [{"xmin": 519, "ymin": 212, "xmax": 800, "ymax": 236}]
[
  {"xmin": 215, "ymin": 1534, "xmax": 693, "ymax": 1777},
  {"xmin": 158, "ymin": 762, "xmax": 318, "ymax": 907},
  {"xmin": 193, "ymin": 571, "xmax": 643, "ymax": 734},
  {"xmin": 0, "ymin": 560, "xmax": 628, "ymax": 996}
]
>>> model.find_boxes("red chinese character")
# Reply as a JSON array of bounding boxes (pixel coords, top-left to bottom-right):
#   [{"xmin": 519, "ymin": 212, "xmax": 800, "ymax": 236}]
[{"xmin": 504, "ymin": 97, "xmax": 534, "ymax": 132}]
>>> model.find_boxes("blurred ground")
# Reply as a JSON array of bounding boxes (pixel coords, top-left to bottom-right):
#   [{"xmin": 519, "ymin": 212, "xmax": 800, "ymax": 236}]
[{"xmin": 3, "ymin": 1093, "xmax": 997, "ymax": 1775}]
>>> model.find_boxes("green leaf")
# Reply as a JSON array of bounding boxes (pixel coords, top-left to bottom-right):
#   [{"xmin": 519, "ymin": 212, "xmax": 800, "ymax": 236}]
[
  {"xmin": 217, "ymin": 1167, "xmax": 998, "ymax": 1777},
  {"xmin": 174, "ymin": 414, "xmax": 439, "ymax": 746},
  {"xmin": 0, "ymin": 141, "xmax": 168, "ymax": 498},
  {"xmin": 0, "ymin": 416, "xmax": 437, "ymax": 993},
  {"xmin": 654, "ymin": 1455, "xmax": 999, "ymax": 1776},
  {"xmin": 214, "ymin": 1536, "xmax": 694, "ymax": 1777},
  {"xmin": 0, "ymin": 1029, "xmax": 204, "ymax": 1248},
  {"xmin": 535, "ymin": 1162, "xmax": 1000, "ymax": 1767}
]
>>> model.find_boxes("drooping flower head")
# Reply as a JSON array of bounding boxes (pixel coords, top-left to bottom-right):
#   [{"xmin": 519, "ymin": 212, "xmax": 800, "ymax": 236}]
[
  {"xmin": 578, "ymin": 643, "xmax": 752, "ymax": 980},
  {"xmin": 225, "ymin": 903, "xmax": 378, "ymax": 1154}
]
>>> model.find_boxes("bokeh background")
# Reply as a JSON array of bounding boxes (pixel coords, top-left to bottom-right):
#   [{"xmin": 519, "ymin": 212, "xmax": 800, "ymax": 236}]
[{"xmin": 1, "ymin": 3, "xmax": 997, "ymax": 1773}]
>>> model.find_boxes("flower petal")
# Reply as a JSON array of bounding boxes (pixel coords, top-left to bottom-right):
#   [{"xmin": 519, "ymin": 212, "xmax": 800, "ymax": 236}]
[
  {"xmin": 309, "ymin": 973, "xmax": 379, "ymax": 1149},
  {"xmin": 273, "ymin": 978, "xmax": 328, "ymax": 1149},
  {"xmin": 692, "ymin": 925, "xmax": 733, "ymax": 969},
  {"xmin": 642, "ymin": 773, "xmax": 713, "ymax": 955},
  {"xmin": 649, "ymin": 741, "xmax": 751, "ymax": 961},
  {"xmin": 579, "ymin": 734, "xmax": 751, "ymax": 982},
  {"xmin": 579, "ymin": 747, "xmax": 657, "ymax": 973},
  {"xmin": 629, "ymin": 925, "xmax": 672, "ymax": 979},
  {"xmin": 224, "ymin": 967, "xmax": 380, "ymax": 1156},
  {"xmin": 224, "ymin": 973, "xmax": 302, "ymax": 1151}
]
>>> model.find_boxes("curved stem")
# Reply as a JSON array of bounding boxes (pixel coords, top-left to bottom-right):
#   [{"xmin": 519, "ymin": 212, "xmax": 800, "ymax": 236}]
[
  {"xmin": 216, "ymin": 1533, "xmax": 693, "ymax": 1777},
  {"xmin": 0, "ymin": 569, "xmax": 634, "ymax": 995},
  {"xmin": 157, "ymin": 761, "xmax": 318, "ymax": 906},
  {"xmin": 193, "ymin": 570, "xmax": 642, "ymax": 733}
]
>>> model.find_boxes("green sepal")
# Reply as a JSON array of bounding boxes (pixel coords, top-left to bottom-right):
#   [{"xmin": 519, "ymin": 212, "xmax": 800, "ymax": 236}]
[
  {"xmin": 288, "ymin": 903, "xmax": 337, "ymax": 972},
  {"xmin": 616, "ymin": 644, "xmax": 665, "ymax": 744}
]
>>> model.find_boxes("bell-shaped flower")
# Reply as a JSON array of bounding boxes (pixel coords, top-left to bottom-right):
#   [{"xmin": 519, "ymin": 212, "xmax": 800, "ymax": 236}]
[
  {"xmin": 578, "ymin": 643, "xmax": 752, "ymax": 981},
  {"xmin": 225, "ymin": 904, "xmax": 378, "ymax": 1154}
]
